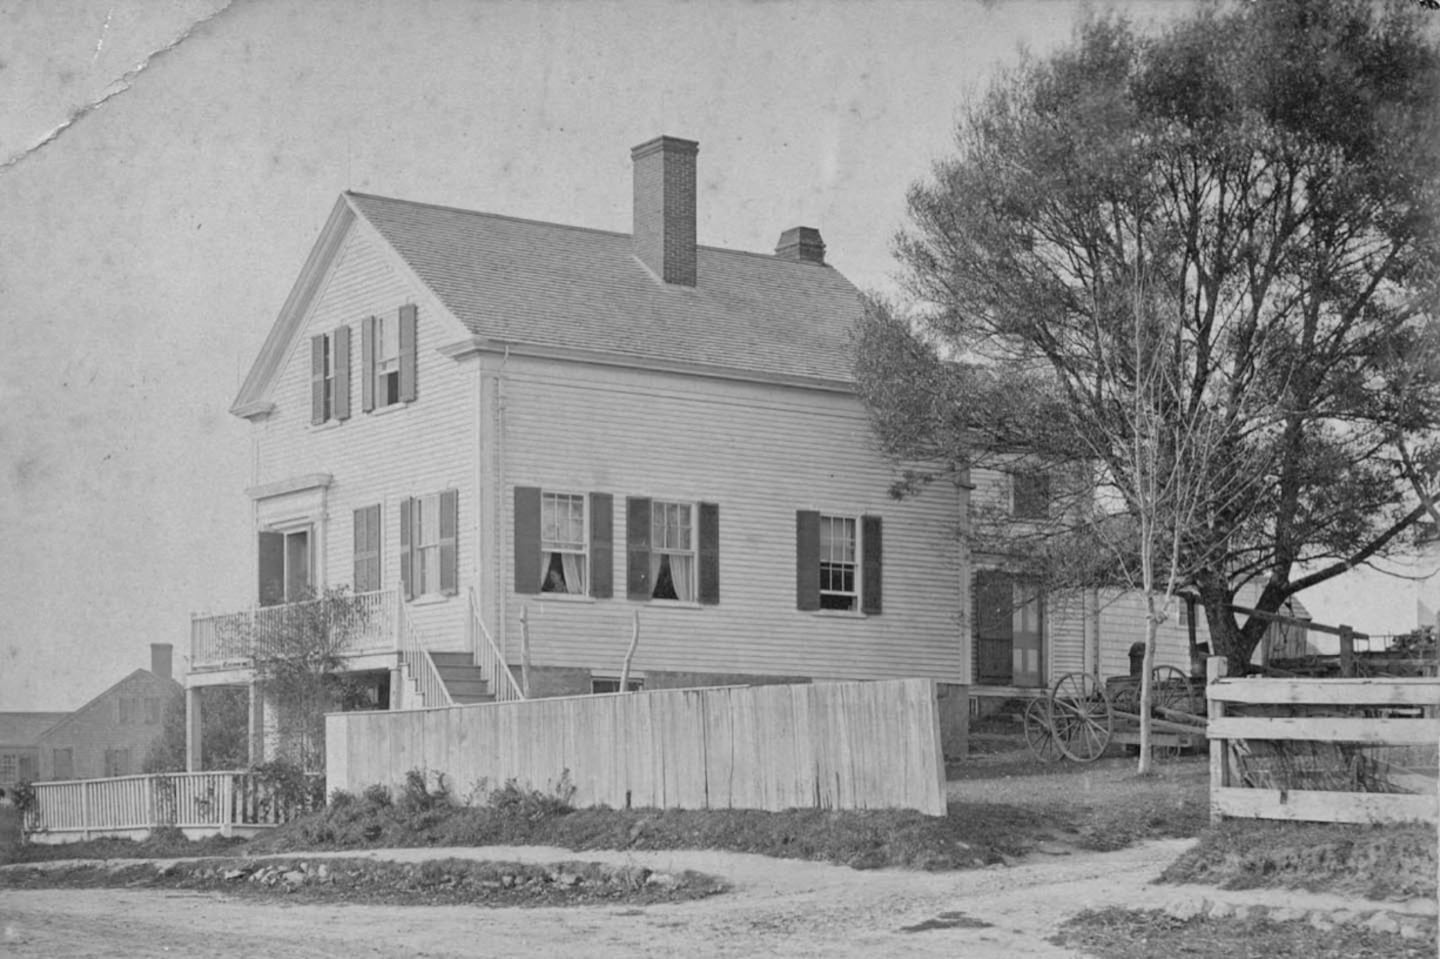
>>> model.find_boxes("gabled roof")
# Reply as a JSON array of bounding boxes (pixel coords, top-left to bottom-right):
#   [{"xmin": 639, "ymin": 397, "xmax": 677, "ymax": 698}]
[
  {"xmin": 35, "ymin": 669, "xmax": 181, "ymax": 744},
  {"xmin": 233, "ymin": 191, "xmax": 864, "ymax": 414},
  {"xmin": 0, "ymin": 712, "xmax": 69, "ymax": 747}
]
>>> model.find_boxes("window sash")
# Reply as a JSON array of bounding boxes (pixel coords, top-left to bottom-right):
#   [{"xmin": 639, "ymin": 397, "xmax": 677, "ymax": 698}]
[
  {"xmin": 321, "ymin": 335, "xmax": 334, "ymax": 420},
  {"xmin": 819, "ymin": 515, "xmax": 858, "ymax": 606},
  {"xmin": 650, "ymin": 501, "xmax": 695, "ymax": 600},
  {"xmin": 541, "ymin": 493, "xmax": 588, "ymax": 594}
]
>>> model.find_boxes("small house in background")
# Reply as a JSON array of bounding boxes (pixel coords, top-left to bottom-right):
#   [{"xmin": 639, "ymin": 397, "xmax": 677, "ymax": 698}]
[
  {"xmin": 34, "ymin": 645, "xmax": 181, "ymax": 781},
  {"xmin": 0, "ymin": 712, "xmax": 68, "ymax": 796}
]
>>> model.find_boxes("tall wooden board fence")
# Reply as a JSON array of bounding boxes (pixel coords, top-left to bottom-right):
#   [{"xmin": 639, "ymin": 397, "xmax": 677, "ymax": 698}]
[
  {"xmin": 1207, "ymin": 657, "xmax": 1439, "ymax": 825},
  {"xmin": 327, "ymin": 679, "xmax": 947, "ymax": 815}
]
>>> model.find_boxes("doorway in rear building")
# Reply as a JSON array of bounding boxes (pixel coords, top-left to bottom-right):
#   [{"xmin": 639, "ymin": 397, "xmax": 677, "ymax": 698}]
[{"xmin": 974, "ymin": 570, "xmax": 1044, "ymax": 688}]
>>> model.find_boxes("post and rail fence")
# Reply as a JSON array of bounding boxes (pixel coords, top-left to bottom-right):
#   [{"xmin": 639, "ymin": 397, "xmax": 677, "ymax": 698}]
[{"xmin": 1206, "ymin": 656, "xmax": 1439, "ymax": 825}]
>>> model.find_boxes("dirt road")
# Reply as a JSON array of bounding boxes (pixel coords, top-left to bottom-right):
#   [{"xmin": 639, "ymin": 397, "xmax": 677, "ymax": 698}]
[{"xmin": 0, "ymin": 840, "xmax": 1200, "ymax": 958}]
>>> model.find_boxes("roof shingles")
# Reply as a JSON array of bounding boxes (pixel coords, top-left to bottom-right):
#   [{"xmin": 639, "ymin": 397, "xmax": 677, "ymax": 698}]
[{"xmin": 347, "ymin": 193, "xmax": 862, "ymax": 386}]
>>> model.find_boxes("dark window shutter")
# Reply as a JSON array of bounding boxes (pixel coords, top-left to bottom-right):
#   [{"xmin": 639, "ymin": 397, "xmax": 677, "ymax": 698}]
[
  {"xmin": 258, "ymin": 531, "xmax": 285, "ymax": 607},
  {"xmin": 310, "ymin": 335, "xmax": 325, "ymax": 425},
  {"xmin": 513, "ymin": 487, "xmax": 542, "ymax": 594},
  {"xmin": 361, "ymin": 315, "xmax": 376, "ymax": 412},
  {"xmin": 333, "ymin": 325, "xmax": 351, "ymax": 421},
  {"xmin": 589, "ymin": 492, "xmax": 613, "ymax": 599},
  {"xmin": 399, "ymin": 496, "xmax": 415, "ymax": 600},
  {"xmin": 354, "ymin": 505, "xmax": 380, "ymax": 592},
  {"xmin": 398, "ymin": 304, "xmax": 418, "ymax": 403},
  {"xmin": 975, "ymin": 571, "xmax": 1014, "ymax": 639},
  {"xmin": 795, "ymin": 510, "xmax": 820, "ymax": 611},
  {"xmin": 698, "ymin": 502, "xmax": 719, "ymax": 606},
  {"xmin": 439, "ymin": 488, "xmax": 459, "ymax": 596},
  {"xmin": 626, "ymin": 497, "xmax": 652, "ymax": 600},
  {"xmin": 861, "ymin": 515, "xmax": 883, "ymax": 615}
]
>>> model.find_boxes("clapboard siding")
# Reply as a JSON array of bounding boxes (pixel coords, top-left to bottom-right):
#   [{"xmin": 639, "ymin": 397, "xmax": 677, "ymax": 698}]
[
  {"xmin": 493, "ymin": 357, "xmax": 964, "ymax": 683},
  {"xmin": 250, "ymin": 224, "xmax": 476, "ymax": 650},
  {"xmin": 1097, "ymin": 589, "xmax": 1198, "ymax": 677}
]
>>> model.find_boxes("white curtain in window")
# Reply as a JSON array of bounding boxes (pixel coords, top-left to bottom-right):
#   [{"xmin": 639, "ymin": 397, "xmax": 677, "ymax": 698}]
[
  {"xmin": 650, "ymin": 553, "xmax": 695, "ymax": 602},
  {"xmin": 561, "ymin": 553, "xmax": 586, "ymax": 595}
]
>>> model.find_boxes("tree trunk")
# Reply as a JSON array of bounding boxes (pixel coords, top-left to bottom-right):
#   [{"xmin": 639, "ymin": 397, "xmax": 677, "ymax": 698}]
[{"xmin": 1137, "ymin": 607, "xmax": 1157, "ymax": 775}]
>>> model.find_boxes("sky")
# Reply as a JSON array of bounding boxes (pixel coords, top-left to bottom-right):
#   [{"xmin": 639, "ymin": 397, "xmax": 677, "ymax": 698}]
[{"xmin": 6, "ymin": 0, "xmax": 1421, "ymax": 713}]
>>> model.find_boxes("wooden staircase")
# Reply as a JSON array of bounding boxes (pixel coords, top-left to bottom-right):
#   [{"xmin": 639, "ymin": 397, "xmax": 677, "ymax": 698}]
[{"xmin": 429, "ymin": 652, "xmax": 496, "ymax": 705}]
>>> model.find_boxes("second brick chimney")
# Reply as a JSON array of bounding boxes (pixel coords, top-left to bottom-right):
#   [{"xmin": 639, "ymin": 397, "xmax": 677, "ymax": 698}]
[
  {"xmin": 151, "ymin": 643, "xmax": 173, "ymax": 682},
  {"xmin": 632, "ymin": 136, "xmax": 699, "ymax": 286},
  {"xmin": 775, "ymin": 226, "xmax": 826, "ymax": 265}
]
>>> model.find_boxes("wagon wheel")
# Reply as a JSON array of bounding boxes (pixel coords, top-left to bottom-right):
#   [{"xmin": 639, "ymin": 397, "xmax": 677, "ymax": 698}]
[
  {"xmin": 1023, "ymin": 697, "xmax": 1064, "ymax": 763},
  {"xmin": 1148, "ymin": 666, "xmax": 1197, "ymax": 759},
  {"xmin": 1049, "ymin": 672, "xmax": 1113, "ymax": 763},
  {"xmin": 1150, "ymin": 665, "xmax": 1196, "ymax": 717},
  {"xmin": 1110, "ymin": 677, "xmax": 1140, "ymax": 714}
]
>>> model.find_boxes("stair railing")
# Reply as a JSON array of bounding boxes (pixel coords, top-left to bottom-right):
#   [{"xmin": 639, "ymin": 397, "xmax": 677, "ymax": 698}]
[
  {"xmin": 397, "ymin": 595, "xmax": 453, "ymax": 708},
  {"xmin": 469, "ymin": 587, "xmax": 525, "ymax": 702}
]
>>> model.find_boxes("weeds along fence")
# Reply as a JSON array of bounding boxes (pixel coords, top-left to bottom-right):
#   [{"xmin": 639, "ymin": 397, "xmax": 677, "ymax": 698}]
[
  {"xmin": 1206, "ymin": 657, "xmax": 1439, "ymax": 825},
  {"xmin": 327, "ymin": 678, "xmax": 947, "ymax": 815},
  {"xmin": 24, "ymin": 771, "xmax": 312, "ymax": 843}
]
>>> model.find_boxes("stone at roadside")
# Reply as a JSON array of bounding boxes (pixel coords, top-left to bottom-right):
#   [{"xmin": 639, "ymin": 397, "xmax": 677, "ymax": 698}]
[
  {"xmin": 1363, "ymin": 912, "xmax": 1401, "ymax": 935},
  {"xmin": 223, "ymin": 869, "xmax": 246, "ymax": 881},
  {"xmin": 1206, "ymin": 901, "xmax": 1236, "ymax": 920},
  {"xmin": 645, "ymin": 872, "xmax": 679, "ymax": 889},
  {"xmin": 282, "ymin": 870, "xmax": 306, "ymax": 886},
  {"xmin": 1163, "ymin": 898, "xmax": 1204, "ymax": 921}
]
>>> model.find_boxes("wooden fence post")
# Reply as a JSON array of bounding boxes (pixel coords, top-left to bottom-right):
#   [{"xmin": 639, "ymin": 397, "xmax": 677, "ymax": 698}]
[
  {"xmin": 1207, "ymin": 656, "xmax": 1228, "ymax": 825},
  {"xmin": 1339, "ymin": 625, "xmax": 1355, "ymax": 678},
  {"xmin": 520, "ymin": 605, "xmax": 532, "ymax": 698}
]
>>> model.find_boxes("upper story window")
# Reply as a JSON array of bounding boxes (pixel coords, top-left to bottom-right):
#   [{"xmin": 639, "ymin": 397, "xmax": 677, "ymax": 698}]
[
  {"xmin": 363, "ymin": 304, "xmax": 418, "ymax": 411},
  {"xmin": 796, "ymin": 511, "xmax": 882, "ymax": 615},
  {"xmin": 541, "ymin": 492, "xmax": 588, "ymax": 595},
  {"xmin": 310, "ymin": 326, "xmax": 351, "ymax": 425},
  {"xmin": 1011, "ymin": 472, "xmax": 1050, "ymax": 520}
]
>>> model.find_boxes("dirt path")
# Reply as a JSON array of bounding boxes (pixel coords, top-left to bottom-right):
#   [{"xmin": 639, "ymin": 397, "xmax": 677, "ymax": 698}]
[{"xmin": 0, "ymin": 840, "xmax": 1200, "ymax": 958}]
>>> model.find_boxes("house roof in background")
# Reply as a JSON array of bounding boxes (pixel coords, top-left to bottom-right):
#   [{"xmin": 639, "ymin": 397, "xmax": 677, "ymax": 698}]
[
  {"xmin": 0, "ymin": 712, "xmax": 69, "ymax": 746},
  {"xmin": 34, "ymin": 670, "xmax": 182, "ymax": 744},
  {"xmin": 345, "ymin": 192, "xmax": 864, "ymax": 386}
]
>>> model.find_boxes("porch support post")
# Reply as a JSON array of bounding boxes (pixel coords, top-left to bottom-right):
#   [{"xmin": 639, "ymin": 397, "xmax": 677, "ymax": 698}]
[
  {"xmin": 247, "ymin": 682, "xmax": 264, "ymax": 765},
  {"xmin": 185, "ymin": 686, "xmax": 203, "ymax": 773}
]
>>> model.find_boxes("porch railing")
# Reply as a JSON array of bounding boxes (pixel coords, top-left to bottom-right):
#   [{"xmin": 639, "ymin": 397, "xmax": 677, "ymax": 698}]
[
  {"xmin": 191, "ymin": 589, "xmax": 399, "ymax": 670},
  {"xmin": 398, "ymin": 603, "xmax": 453, "ymax": 709},
  {"xmin": 469, "ymin": 587, "xmax": 525, "ymax": 702},
  {"xmin": 24, "ymin": 771, "xmax": 318, "ymax": 840}
]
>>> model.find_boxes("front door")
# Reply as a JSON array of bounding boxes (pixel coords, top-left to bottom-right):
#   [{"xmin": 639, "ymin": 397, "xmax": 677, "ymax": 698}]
[
  {"xmin": 974, "ymin": 571, "xmax": 1045, "ymax": 688},
  {"xmin": 258, "ymin": 528, "xmax": 312, "ymax": 606}
]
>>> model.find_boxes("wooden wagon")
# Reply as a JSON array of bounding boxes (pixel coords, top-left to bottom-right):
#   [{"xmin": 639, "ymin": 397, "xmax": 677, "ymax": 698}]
[{"xmin": 1022, "ymin": 667, "xmax": 1208, "ymax": 762}]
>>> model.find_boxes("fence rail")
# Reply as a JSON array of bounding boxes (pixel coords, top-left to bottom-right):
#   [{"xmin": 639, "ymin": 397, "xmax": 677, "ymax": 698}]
[
  {"xmin": 327, "ymin": 678, "xmax": 947, "ymax": 815},
  {"xmin": 468, "ymin": 587, "xmax": 524, "ymax": 702},
  {"xmin": 1206, "ymin": 657, "xmax": 1439, "ymax": 825},
  {"xmin": 191, "ymin": 589, "xmax": 399, "ymax": 670},
  {"xmin": 24, "ymin": 771, "xmax": 316, "ymax": 841}
]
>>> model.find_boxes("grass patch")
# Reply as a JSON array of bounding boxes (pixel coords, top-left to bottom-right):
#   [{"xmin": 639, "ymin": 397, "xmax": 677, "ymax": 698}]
[
  {"xmin": 1161, "ymin": 819, "xmax": 1437, "ymax": 901},
  {"xmin": 1053, "ymin": 907, "xmax": 1434, "ymax": 959},
  {"xmin": 12, "ymin": 826, "xmax": 246, "ymax": 864}
]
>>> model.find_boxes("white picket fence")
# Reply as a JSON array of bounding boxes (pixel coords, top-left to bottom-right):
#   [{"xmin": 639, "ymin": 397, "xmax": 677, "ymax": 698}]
[{"xmin": 24, "ymin": 771, "xmax": 313, "ymax": 843}]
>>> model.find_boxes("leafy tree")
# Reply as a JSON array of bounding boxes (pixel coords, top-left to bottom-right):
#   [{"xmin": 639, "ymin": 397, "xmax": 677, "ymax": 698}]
[
  {"xmin": 858, "ymin": 0, "xmax": 1440, "ymax": 673},
  {"xmin": 144, "ymin": 686, "xmax": 250, "ymax": 773}
]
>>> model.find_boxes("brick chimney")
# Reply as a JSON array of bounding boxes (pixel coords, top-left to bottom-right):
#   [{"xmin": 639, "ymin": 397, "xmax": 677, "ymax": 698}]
[
  {"xmin": 150, "ymin": 643, "xmax": 173, "ymax": 681},
  {"xmin": 632, "ymin": 136, "xmax": 699, "ymax": 286},
  {"xmin": 775, "ymin": 226, "xmax": 826, "ymax": 265}
]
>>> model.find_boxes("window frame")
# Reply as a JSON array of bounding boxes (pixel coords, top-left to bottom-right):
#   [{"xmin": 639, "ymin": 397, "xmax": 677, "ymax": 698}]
[
  {"xmin": 375, "ymin": 312, "xmax": 402, "ymax": 408},
  {"xmin": 414, "ymin": 492, "xmax": 443, "ymax": 598},
  {"xmin": 648, "ymin": 499, "xmax": 696, "ymax": 602},
  {"xmin": 591, "ymin": 676, "xmax": 644, "ymax": 694},
  {"xmin": 540, "ymin": 490, "xmax": 589, "ymax": 596},
  {"xmin": 818, "ymin": 514, "xmax": 860, "ymax": 612},
  {"xmin": 1010, "ymin": 471, "xmax": 1051, "ymax": 520},
  {"xmin": 0, "ymin": 753, "xmax": 16, "ymax": 782}
]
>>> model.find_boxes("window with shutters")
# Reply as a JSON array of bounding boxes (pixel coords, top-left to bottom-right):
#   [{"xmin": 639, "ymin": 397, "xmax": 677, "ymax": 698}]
[
  {"xmin": 540, "ymin": 492, "xmax": 587, "ymax": 595},
  {"xmin": 400, "ymin": 490, "xmax": 458, "ymax": 600},
  {"xmin": 796, "ymin": 511, "xmax": 882, "ymax": 615},
  {"xmin": 0, "ymin": 754, "xmax": 16, "ymax": 782},
  {"xmin": 363, "ymin": 306, "xmax": 417, "ymax": 411}
]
